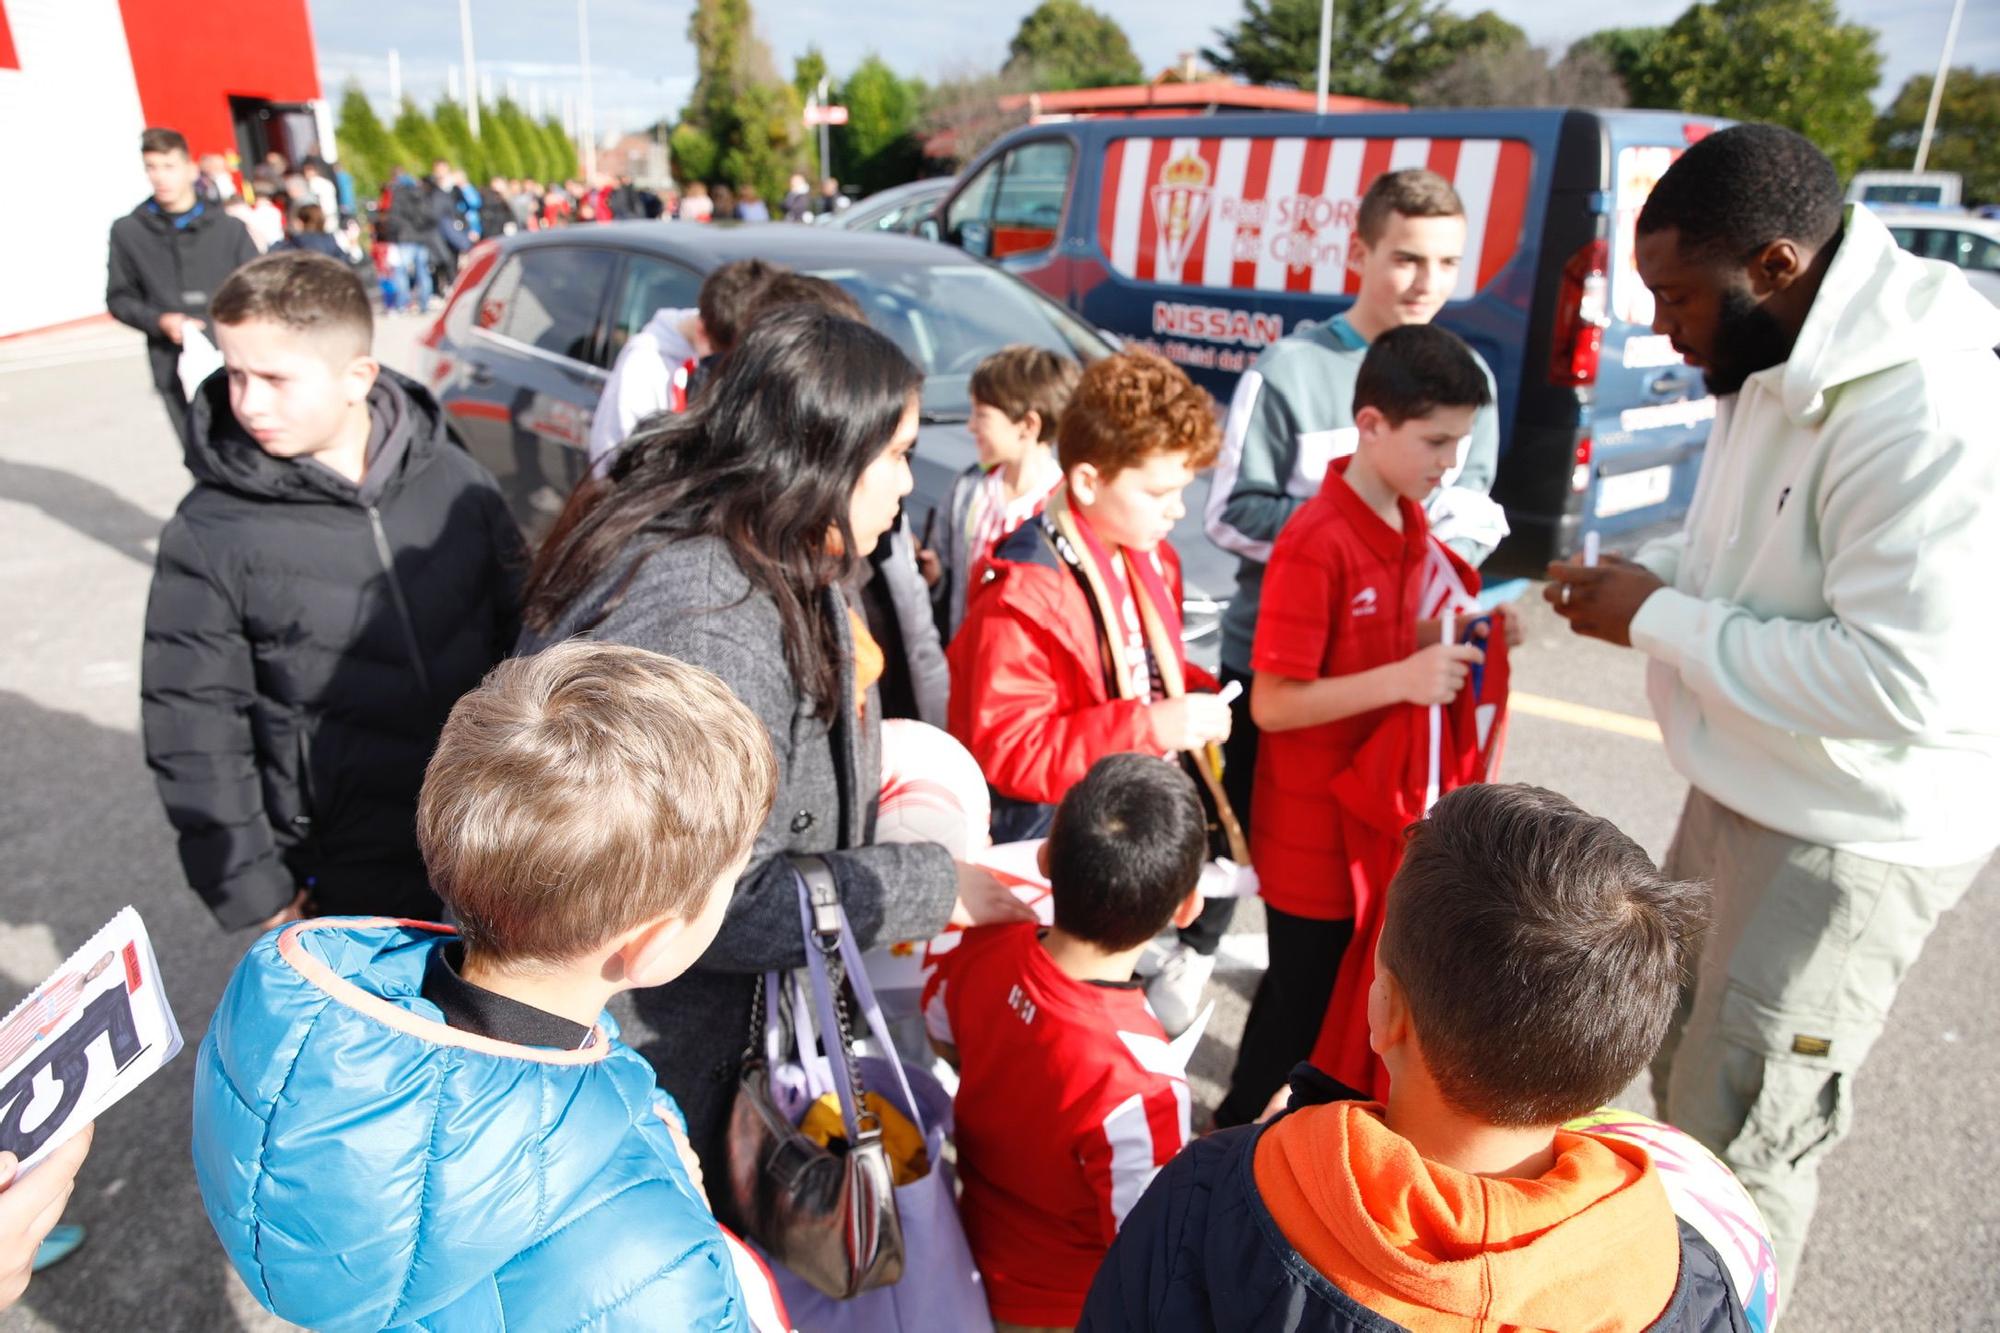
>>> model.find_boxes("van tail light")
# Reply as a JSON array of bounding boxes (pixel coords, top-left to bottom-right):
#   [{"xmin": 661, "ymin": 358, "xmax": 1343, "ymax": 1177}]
[
  {"xmin": 1550, "ymin": 238, "xmax": 1609, "ymax": 387},
  {"xmin": 1571, "ymin": 436, "xmax": 1593, "ymax": 493}
]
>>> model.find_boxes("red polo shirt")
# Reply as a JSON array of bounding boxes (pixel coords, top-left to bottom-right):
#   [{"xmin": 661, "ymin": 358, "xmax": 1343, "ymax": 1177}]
[{"xmin": 1250, "ymin": 458, "xmax": 1431, "ymax": 920}]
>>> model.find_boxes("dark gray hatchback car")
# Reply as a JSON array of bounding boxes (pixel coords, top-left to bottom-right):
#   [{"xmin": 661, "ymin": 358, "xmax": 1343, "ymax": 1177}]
[{"xmin": 415, "ymin": 222, "xmax": 1226, "ymax": 657}]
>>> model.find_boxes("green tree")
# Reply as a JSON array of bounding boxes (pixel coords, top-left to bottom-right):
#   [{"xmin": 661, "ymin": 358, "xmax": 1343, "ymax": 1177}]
[
  {"xmin": 671, "ymin": 123, "xmax": 720, "ymax": 183},
  {"xmin": 1645, "ymin": 0, "xmax": 1882, "ymax": 175},
  {"xmin": 793, "ymin": 46, "xmax": 830, "ymax": 179},
  {"xmin": 432, "ymin": 98, "xmax": 488, "ymax": 179},
  {"xmin": 1004, "ymin": 0, "xmax": 1144, "ymax": 90},
  {"xmin": 472, "ymin": 100, "xmax": 520, "ymax": 179},
  {"xmin": 794, "ymin": 46, "xmax": 830, "ymax": 101},
  {"xmin": 835, "ymin": 56, "xmax": 926, "ymax": 194},
  {"xmin": 1203, "ymin": 0, "xmax": 1517, "ymax": 102},
  {"xmin": 679, "ymin": 0, "xmax": 807, "ymax": 200},
  {"xmin": 920, "ymin": 66, "xmax": 1039, "ymax": 169},
  {"xmin": 1871, "ymin": 68, "xmax": 2000, "ymax": 205},
  {"xmin": 1568, "ymin": 27, "xmax": 1672, "ymax": 107},
  {"xmin": 335, "ymin": 84, "xmax": 405, "ymax": 202},
  {"xmin": 1388, "ymin": 9, "xmax": 1524, "ymax": 95},
  {"xmin": 490, "ymin": 98, "xmax": 544, "ymax": 181},
  {"xmin": 392, "ymin": 97, "xmax": 449, "ymax": 173},
  {"xmin": 539, "ymin": 117, "xmax": 580, "ymax": 181},
  {"xmin": 1415, "ymin": 41, "xmax": 1628, "ymax": 109}
]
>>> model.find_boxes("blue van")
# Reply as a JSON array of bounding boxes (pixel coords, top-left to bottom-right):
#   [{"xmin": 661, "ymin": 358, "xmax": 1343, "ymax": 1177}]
[{"xmin": 930, "ymin": 108, "xmax": 1730, "ymax": 571}]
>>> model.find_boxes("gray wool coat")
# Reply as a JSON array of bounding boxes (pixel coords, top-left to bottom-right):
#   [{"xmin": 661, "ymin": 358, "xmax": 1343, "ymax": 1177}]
[{"xmin": 518, "ymin": 533, "xmax": 958, "ymax": 1197}]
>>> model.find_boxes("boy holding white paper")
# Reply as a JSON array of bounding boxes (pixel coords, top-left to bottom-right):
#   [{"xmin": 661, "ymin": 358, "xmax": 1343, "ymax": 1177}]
[{"xmin": 1215, "ymin": 325, "xmax": 1514, "ymax": 1125}]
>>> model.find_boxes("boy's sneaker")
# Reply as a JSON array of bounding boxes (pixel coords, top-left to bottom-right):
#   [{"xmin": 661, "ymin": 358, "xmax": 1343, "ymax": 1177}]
[{"xmin": 1145, "ymin": 943, "xmax": 1214, "ymax": 1038}]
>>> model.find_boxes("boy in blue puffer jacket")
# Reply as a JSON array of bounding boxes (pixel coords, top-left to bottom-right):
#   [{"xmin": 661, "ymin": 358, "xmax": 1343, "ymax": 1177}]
[{"xmin": 192, "ymin": 641, "xmax": 779, "ymax": 1331}]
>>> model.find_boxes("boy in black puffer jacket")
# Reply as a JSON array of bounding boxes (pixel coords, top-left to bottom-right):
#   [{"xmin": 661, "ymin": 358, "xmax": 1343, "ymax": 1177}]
[{"xmin": 142, "ymin": 251, "xmax": 525, "ymax": 933}]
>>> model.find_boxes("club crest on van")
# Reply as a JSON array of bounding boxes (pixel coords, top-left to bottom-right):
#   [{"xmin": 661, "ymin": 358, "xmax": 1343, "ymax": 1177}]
[{"xmin": 1151, "ymin": 153, "xmax": 1214, "ymax": 281}]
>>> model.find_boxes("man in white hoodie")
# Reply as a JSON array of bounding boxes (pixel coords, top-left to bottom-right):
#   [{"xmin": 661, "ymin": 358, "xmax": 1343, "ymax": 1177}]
[
  {"xmin": 1547, "ymin": 124, "xmax": 2000, "ymax": 1290},
  {"xmin": 585, "ymin": 258, "xmax": 775, "ymax": 468}
]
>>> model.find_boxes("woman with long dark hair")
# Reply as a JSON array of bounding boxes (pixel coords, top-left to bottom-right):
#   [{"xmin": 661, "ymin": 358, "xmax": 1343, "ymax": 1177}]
[{"xmin": 520, "ymin": 306, "xmax": 1031, "ymax": 1191}]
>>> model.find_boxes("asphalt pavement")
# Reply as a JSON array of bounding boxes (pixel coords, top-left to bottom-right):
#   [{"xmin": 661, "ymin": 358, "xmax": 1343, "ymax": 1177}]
[{"xmin": 0, "ymin": 316, "xmax": 1992, "ymax": 1331}]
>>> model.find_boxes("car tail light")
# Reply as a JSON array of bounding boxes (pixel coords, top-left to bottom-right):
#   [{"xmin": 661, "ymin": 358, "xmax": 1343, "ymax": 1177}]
[
  {"xmin": 1571, "ymin": 436, "xmax": 1593, "ymax": 493},
  {"xmin": 414, "ymin": 241, "xmax": 500, "ymax": 385},
  {"xmin": 1550, "ymin": 238, "xmax": 1609, "ymax": 387}
]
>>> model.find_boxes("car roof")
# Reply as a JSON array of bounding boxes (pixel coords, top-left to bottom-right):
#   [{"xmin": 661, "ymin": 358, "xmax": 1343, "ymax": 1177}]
[
  {"xmin": 1867, "ymin": 208, "xmax": 2000, "ymax": 235},
  {"xmin": 981, "ymin": 105, "xmax": 1727, "ymax": 150},
  {"xmin": 852, "ymin": 177, "xmax": 954, "ymax": 205},
  {"xmin": 494, "ymin": 220, "xmax": 964, "ymax": 271}
]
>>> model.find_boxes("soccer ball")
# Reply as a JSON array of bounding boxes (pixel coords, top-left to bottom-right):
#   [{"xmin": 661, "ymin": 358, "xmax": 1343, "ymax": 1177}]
[
  {"xmin": 1567, "ymin": 1108, "xmax": 1779, "ymax": 1331},
  {"xmin": 875, "ymin": 719, "xmax": 991, "ymax": 860}
]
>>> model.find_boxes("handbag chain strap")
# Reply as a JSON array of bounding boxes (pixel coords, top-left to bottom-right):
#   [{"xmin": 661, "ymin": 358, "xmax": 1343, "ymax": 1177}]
[
  {"xmin": 799, "ymin": 860, "xmax": 880, "ymax": 1136},
  {"xmin": 743, "ymin": 971, "xmax": 767, "ymax": 1061}
]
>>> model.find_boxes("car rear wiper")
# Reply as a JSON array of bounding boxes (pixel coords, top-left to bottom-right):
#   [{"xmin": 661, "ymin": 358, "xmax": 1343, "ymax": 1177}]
[{"xmin": 919, "ymin": 409, "xmax": 971, "ymax": 425}]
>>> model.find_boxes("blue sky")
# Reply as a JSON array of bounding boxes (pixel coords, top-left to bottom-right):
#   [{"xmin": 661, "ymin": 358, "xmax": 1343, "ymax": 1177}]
[{"xmin": 313, "ymin": 0, "xmax": 1998, "ymax": 140}]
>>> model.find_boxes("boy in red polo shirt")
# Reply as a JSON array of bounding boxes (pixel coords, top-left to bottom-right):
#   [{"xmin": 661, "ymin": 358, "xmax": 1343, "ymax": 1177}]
[
  {"xmin": 1214, "ymin": 325, "xmax": 1511, "ymax": 1123},
  {"xmin": 923, "ymin": 753, "xmax": 1209, "ymax": 1332}
]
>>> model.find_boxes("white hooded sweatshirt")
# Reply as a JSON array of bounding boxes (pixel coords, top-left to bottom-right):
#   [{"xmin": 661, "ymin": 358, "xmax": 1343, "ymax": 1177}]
[
  {"xmin": 586, "ymin": 306, "xmax": 701, "ymax": 467},
  {"xmin": 1630, "ymin": 204, "xmax": 2000, "ymax": 866}
]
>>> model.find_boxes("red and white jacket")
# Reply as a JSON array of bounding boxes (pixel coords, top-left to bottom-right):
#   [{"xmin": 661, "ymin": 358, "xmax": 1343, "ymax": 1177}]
[{"xmin": 946, "ymin": 519, "xmax": 1216, "ymax": 808}]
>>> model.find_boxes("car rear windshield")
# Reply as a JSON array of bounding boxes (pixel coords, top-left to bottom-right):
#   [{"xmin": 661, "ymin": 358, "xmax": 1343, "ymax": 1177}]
[{"xmin": 805, "ymin": 262, "xmax": 1108, "ymax": 421}]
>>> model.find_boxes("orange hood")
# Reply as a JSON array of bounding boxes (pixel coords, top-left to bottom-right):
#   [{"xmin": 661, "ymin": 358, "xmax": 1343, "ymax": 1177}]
[{"xmin": 1253, "ymin": 1102, "xmax": 1681, "ymax": 1332}]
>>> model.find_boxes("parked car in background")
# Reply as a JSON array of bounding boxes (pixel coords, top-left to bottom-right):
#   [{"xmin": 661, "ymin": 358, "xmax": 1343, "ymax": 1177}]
[
  {"xmin": 415, "ymin": 223, "xmax": 1230, "ymax": 657},
  {"xmin": 1847, "ymin": 170, "xmax": 1962, "ymax": 210},
  {"xmin": 928, "ymin": 108, "xmax": 1733, "ymax": 572},
  {"xmin": 827, "ymin": 177, "xmax": 955, "ymax": 235},
  {"xmin": 1873, "ymin": 208, "xmax": 2000, "ymax": 304}
]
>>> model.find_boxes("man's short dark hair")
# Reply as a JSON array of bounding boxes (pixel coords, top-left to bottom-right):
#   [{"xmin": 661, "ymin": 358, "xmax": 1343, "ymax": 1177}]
[
  {"xmin": 1637, "ymin": 123, "xmax": 1843, "ymax": 263},
  {"xmin": 1380, "ymin": 784, "xmax": 1709, "ymax": 1127},
  {"xmin": 742, "ymin": 272, "xmax": 865, "ymax": 330},
  {"xmin": 1046, "ymin": 754, "xmax": 1207, "ymax": 952},
  {"xmin": 140, "ymin": 128, "xmax": 189, "ymax": 158},
  {"xmin": 211, "ymin": 252, "xmax": 373, "ymax": 360},
  {"xmin": 697, "ymin": 259, "xmax": 779, "ymax": 355},
  {"xmin": 1354, "ymin": 325, "xmax": 1492, "ymax": 426}
]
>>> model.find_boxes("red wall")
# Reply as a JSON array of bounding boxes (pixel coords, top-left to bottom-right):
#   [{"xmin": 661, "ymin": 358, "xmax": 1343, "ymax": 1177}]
[{"xmin": 117, "ymin": 0, "xmax": 321, "ymax": 157}]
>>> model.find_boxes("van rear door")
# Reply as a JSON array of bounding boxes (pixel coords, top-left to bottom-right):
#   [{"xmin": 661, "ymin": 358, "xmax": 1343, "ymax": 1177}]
[{"xmin": 1069, "ymin": 120, "xmax": 1545, "ymax": 401}]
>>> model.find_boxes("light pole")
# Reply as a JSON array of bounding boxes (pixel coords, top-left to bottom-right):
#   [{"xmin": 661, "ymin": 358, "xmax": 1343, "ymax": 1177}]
[
  {"xmin": 1312, "ymin": 0, "xmax": 1328, "ymax": 113},
  {"xmin": 578, "ymin": 0, "xmax": 597, "ymax": 179},
  {"xmin": 817, "ymin": 76, "xmax": 833, "ymax": 185},
  {"xmin": 458, "ymin": 0, "xmax": 480, "ymax": 136},
  {"xmin": 1913, "ymin": 0, "xmax": 1966, "ymax": 173}
]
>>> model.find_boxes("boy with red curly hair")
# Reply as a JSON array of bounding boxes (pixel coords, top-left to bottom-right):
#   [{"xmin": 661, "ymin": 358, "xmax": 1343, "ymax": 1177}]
[{"xmin": 949, "ymin": 352, "xmax": 1242, "ymax": 1028}]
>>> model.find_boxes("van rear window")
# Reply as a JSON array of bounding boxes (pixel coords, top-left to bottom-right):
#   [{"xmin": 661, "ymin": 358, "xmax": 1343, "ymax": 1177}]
[
  {"xmin": 1093, "ymin": 133, "xmax": 1532, "ymax": 300},
  {"xmin": 1612, "ymin": 145, "xmax": 1682, "ymax": 328}
]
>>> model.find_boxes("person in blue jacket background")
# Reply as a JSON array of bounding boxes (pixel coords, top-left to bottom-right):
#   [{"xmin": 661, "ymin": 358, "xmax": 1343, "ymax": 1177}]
[{"xmin": 191, "ymin": 641, "xmax": 779, "ymax": 1331}]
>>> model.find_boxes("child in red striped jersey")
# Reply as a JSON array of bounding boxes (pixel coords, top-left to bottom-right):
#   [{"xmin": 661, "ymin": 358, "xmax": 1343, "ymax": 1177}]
[{"xmin": 923, "ymin": 754, "xmax": 1208, "ymax": 1333}]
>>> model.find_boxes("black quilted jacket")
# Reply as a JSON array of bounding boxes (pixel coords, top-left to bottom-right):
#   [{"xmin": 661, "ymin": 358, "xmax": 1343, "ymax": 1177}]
[{"xmin": 141, "ymin": 369, "xmax": 524, "ymax": 928}]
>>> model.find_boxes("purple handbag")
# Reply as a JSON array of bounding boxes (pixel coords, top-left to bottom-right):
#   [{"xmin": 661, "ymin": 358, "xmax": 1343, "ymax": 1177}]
[{"xmin": 733, "ymin": 859, "xmax": 992, "ymax": 1331}]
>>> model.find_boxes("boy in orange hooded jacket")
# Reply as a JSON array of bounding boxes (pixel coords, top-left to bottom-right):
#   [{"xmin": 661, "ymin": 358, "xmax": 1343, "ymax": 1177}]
[{"xmin": 1080, "ymin": 784, "xmax": 1750, "ymax": 1333}]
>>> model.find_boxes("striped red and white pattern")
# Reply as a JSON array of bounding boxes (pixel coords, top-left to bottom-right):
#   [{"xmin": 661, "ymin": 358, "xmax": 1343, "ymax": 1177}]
[{"xmin": 1095, "ymin": 134, "xmax": 1534, "ymax": 300}]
